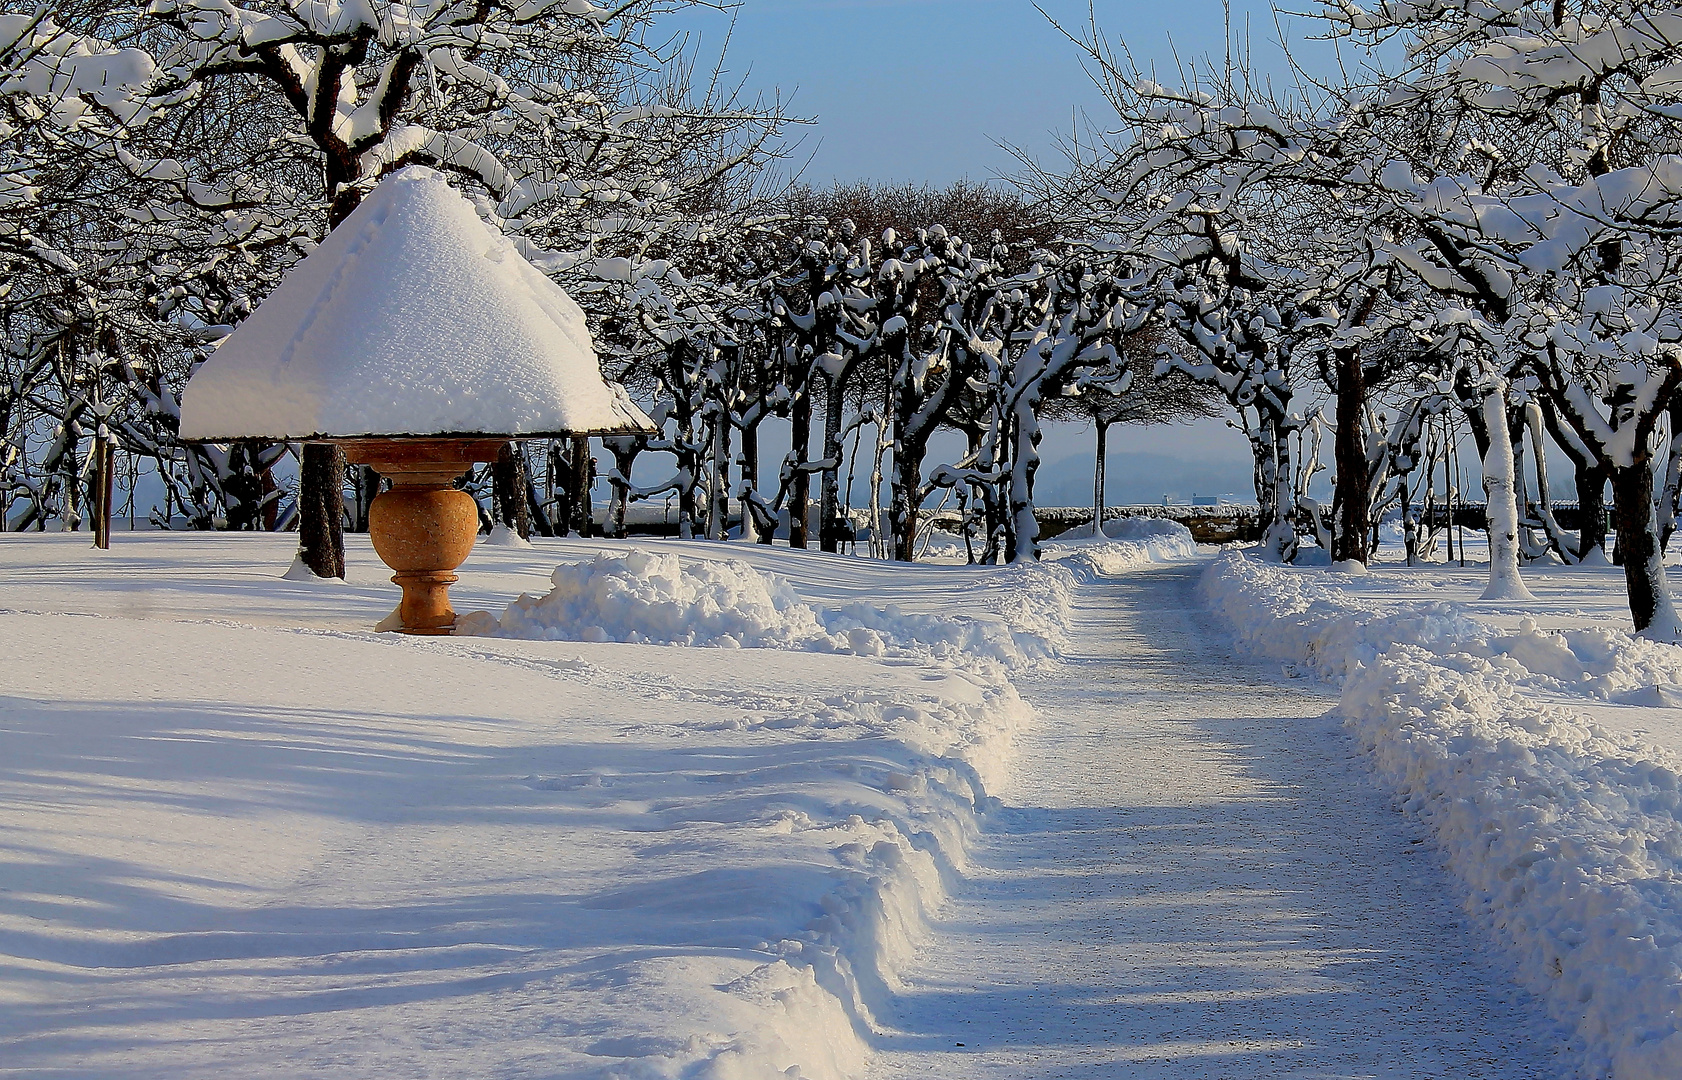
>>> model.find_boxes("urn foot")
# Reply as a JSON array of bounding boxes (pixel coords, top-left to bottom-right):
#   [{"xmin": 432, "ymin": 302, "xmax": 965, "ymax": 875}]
[{"xmin": 390, "ymin": 569, "xmax": 462, "ymax": 634}]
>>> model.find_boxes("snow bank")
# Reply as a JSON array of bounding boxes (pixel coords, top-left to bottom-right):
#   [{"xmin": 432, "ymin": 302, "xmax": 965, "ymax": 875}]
[
  {"xmin": 448, "ymin": 546, "xmax": 1071, "ymax": 1076},
  {"xmin": 459, "ymin": 549, "xmax": 1049, "ymax": 671},
  {"xmin": 1043, "ymin": 516, "xmax": 1200, "ymax": 576},
  {"xmin": 1199, "ymin": 551, "xmax": 1489, "ymax": 679},
  {"xmin": 462, "ymin": 518, "xmax": 1202, "ymax": 673},
  {"xmin": 1201, "ymin": 550, "xmax": 1682, "ymax": 1079},
  {"xmin": 545, "ymin": 668, "xmax": 1034, "ymax": 1079},
  {"xmin": 1345, "ymin": 647, "xmax": 1682, "ymax": 1080},
  {"xmin": 974, "ymin": 560, "xmax": 1080, "ymax": 662}
]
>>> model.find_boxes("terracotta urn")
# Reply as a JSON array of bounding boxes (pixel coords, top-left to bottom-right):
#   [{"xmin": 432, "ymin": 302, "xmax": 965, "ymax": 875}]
[{"xmin": 338, "ymin": 438, "xmax": 504, "ymax": 634}]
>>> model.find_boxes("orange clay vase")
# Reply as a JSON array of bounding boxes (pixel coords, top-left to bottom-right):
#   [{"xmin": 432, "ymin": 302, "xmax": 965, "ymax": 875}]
[{"xmin": 339, "ymin": 439, "xmax": 503, "ymax": 635}]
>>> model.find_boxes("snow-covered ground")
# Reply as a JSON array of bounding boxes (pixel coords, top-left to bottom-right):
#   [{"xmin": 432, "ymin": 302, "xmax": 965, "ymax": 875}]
[
  {"xmin": 1203, "ymin": 546, "xmax": 1682, "ymax": 1080},
  {"xmin": 6, "ymin": 524, "xmax": 1648, "ymax": 1079},
  {"xmin": 0, "ymin": 528, "xmax": 1165, "ymax": 1079},
  {"xmin": 868, "ymin": 559, "xmax": 1572, "ymax": 1080},
  {"xmin": 0, "ymin": 534, "xmax": 991, "ymax": 1078}
]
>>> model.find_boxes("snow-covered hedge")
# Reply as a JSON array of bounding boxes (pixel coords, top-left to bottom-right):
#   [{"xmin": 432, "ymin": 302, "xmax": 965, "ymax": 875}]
[{"xmin": 1202, "ymin": 551, "xmax": 1682, "ymax": 1080}]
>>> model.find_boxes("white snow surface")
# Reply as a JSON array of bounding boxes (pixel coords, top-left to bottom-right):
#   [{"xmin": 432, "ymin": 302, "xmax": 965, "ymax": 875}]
[
  {"xmin": 1203, "ymin": 550, "xmax": 1682, "ymax": 1080},
  {"xmin": 0, "ymin": 528, "xmax": 1582, "ymax": 1078},
  {"xmin": 0, "ymin": 532, "xmax": 1056, "ymax": 1079},
  {"xmin": 177, "ymin": 167, "xmax": 652, "ymax": 441}
]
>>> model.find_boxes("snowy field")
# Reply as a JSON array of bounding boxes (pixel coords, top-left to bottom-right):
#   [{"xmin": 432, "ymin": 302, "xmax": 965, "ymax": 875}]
[
  {"xmin": 10, "ymin": 523, "xmax": 1682, "ymax": 1078},
  {"xmin": 0, "ymin": 527, "xmax": 1172, "ymax": 1079}
]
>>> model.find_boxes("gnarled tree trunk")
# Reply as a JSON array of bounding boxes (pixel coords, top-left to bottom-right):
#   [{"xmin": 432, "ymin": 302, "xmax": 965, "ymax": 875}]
[
  {"xmin": 493, "ymin": 442, "xmax": 530, "ymax": 540},
  {"xmin": 1611, "ymin": 456, "xmax": 1681, "ymax": 636},
  {"xmin": 1331, "ymin": 346, "xmax": 1369, "ymax": 566},
  {"xmin": 788, "ymin": 391, "xmax": 812, "ymax": 549},
  {"xmin": 299, "ymin": 443, "xmax": 346, "ymax": 579}
]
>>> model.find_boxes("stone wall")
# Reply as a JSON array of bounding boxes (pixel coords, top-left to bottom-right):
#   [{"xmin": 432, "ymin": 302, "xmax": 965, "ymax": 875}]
[{"xmin": 1035, "ymin": 505, "xmax": 1263, "ymax": 544}]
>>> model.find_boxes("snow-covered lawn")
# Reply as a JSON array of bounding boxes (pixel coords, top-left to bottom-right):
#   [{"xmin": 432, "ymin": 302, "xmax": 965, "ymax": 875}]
[
  {"xmin": 1204, "ymin": 551, "xmax": 1682, "ymax": 1080},
  {"xmin": 0, "ymin": 529, "xmax": 1172, "ymax": 1079},
  {"xmin": 19, "ymin": 524, "xmax": 1682, "ymax": 1078}
]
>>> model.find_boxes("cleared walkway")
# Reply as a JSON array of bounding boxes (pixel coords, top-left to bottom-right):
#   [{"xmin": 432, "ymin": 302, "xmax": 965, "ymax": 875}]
[{"xmin": 867, "ymin": 561, "xmax": 1575, "ymax": 1080}]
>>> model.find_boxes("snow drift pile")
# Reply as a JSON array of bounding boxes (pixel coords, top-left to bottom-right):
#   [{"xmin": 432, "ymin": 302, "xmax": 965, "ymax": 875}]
[
  {"xmin": 1043, "ymin": 516, "xmax": 1201, "ymax": 574},
  {"xmin": 1202, "ymin": 551, "xmax": 1682, "ymax": 1080},
  {"xmin": 460, "ymin": 549, "xmax": 1058, "ymax": 670}
]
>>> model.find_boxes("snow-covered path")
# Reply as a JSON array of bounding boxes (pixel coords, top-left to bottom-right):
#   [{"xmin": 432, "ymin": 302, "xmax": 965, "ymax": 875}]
[{"xmin": 867, "ymin": 561, "xmax": 1573, "ymax": 1080}]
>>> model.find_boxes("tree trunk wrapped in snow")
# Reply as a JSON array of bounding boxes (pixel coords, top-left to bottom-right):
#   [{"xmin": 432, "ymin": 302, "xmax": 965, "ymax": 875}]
[
  {"xmin": 1658, "ymin": 399, "xmax": 1682, "ymax": 554},
  {"xmin": 1479, "ymin": 380, "xmax": 1535, "ymax": 602}
]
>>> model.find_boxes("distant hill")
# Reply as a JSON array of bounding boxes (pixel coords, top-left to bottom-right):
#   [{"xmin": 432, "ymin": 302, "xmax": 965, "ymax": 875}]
[{"xmin": 1031, "ymin": 449, "xmax": 1254, "ymax": 508}]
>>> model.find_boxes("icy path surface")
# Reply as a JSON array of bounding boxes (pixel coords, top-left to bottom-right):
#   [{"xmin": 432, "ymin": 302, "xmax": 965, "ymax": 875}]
[{"xmin": 867, "ymin": 562, "xmax": 1572, "ymax": 1080}]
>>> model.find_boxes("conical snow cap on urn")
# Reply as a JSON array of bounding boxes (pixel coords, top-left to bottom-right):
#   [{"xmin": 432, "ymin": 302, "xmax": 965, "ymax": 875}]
[{"xmin": 178, "ymin": 166, "xmax": 653, "ymax": 441}]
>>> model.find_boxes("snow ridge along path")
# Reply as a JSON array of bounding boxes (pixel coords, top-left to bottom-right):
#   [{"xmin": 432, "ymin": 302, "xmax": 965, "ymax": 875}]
[
  {"xmin": 866, "ymin": 560, "xmax": 1575, "ymax": 1080},
  {"xmin": 1201, "ymin": 550, "xmax": 1682, "ymax": 1080}
]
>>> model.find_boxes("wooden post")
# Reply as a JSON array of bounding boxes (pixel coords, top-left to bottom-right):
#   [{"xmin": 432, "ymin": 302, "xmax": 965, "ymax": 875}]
[
  {"xmin": 570, "ymin": 434, "xmax": 592, "ymax": 538},
  {"xmin": 91, "ymin": 431, "xmax": 114, "ymax": 550}
]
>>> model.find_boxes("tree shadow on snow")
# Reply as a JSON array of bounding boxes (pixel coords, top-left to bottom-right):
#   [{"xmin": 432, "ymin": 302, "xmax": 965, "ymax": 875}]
[{"xmin": 0, "ymin": 692, "xmax": 910, "ymax": 1059}]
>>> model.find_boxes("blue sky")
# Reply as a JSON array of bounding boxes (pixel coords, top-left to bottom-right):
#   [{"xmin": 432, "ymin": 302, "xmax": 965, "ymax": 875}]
[
  {"xmin": 655, "ymin": 1, "xmax": 1359, "ymax": 502},
  {"xmin": 665, "ymin": 0, "xmax": 1340, "ymax": 186}
]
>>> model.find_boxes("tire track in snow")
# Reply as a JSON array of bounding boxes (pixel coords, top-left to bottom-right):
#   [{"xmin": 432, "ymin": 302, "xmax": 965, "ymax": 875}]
[{"xmin": 866, "ymin": 560, "xmax": 1578, "ymax": 1080}]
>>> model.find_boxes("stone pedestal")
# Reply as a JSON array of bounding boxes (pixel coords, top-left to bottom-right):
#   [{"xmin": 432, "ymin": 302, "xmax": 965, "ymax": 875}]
[{"xmin": 337, "ymin": 439, "xmax": 503, "ymax": 634}]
